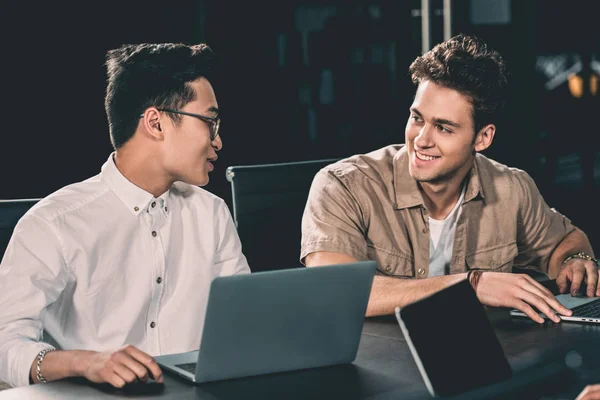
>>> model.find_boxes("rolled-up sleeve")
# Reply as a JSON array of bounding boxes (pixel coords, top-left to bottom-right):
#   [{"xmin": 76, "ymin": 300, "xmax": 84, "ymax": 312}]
[
  {"xmin": 301, "ymin": 168, "xmax": 368, "ymax": 263},
  {"xmin": 213, "ymin": 200, "xmax": 250, "ymax": 276},
  {"xmin": 0, "ymin": 215, "xmax": 67, "ymax": 387},
  {"xmin": 513, "ymin": 171, "xmax": 575, "ymax": 273}
]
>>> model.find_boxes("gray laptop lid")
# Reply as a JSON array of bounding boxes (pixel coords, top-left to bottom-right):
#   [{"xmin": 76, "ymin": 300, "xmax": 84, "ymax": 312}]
[{"xmin": 194, "ymin": 261, "xmax": 376, "ymax": 382}]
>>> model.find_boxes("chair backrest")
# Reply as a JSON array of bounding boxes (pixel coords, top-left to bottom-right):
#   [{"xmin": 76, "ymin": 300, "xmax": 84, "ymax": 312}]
[
  {"xmin": 0, "ymin": 199, "xmax": 40, "ymax": 261},
  {"xmin": 226, "ymin": 159, "xmax": 339, "ymax": 272}
]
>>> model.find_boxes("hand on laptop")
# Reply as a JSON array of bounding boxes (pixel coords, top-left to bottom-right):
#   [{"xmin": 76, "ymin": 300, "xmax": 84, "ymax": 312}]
[
  {"xmin": 473, "ymin": 272, "xmax": 572, "ymax": 323},
  {"xmin": 81, "ymin": 345, "xmax": 163, "ymax": 388},
  {"xmin": 556, "ymin": 258, "xmax": 600, "ymax": 298},
  {"xmin": 576, "ymin": 384, "xmax": 600, "ymax": 400}
]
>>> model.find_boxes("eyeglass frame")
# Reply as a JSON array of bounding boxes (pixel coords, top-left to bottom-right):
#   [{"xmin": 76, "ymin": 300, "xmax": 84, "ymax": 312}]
[{"xmin": 139, "ymin": 108, "xmax": 221, "ymax": 141}]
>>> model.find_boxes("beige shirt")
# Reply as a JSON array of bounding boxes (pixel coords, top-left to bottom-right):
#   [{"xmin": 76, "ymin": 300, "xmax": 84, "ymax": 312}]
[{"xmin": 301, "ymin": 145, "xmax": 574, "ymax": 278}]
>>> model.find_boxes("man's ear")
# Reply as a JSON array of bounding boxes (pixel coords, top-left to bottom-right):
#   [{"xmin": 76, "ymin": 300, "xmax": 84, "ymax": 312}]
[
  {"xmin": 140, "ymin": 107, "xmax": 165, "ymax": 141},
  {"xmin": 474, "ymin": 124, "xmax": 495, "ymax": 152}
]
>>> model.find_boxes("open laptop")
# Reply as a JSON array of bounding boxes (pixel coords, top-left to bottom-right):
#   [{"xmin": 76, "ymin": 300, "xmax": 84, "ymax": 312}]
[
  {"xmin": 510, "ymin": 292, "xmax": 600, "ymax": 323},
  {"xmin": 155, "ymin": 261, "xmax": 376, "ymax": 383}
]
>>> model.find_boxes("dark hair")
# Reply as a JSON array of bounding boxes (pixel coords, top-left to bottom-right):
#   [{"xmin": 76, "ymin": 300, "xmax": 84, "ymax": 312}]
[
  {"xmin": 104, "ymin": 42, "xmax": 216, "ymax": 149},
  {"xmin": 409, "ymin": 33, "xmax": 508, "ymax": 133}
]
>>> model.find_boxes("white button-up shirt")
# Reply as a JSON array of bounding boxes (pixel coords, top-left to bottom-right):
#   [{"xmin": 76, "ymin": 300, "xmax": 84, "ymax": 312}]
[{"xmin": 0, "ymin": 154, "xmax": 250, "ymax": 387}]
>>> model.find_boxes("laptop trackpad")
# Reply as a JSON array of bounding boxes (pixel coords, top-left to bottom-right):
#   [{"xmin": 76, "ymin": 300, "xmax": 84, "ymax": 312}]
[{"xmin": 555, "ymin": 294, "xmax": 598, "ymax": 309}]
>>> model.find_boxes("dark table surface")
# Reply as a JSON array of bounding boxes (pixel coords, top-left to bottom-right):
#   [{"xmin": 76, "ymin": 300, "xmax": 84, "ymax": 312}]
[{"xmin": 1, "ymin": 308, "xmax": 598, "ymax": 400}]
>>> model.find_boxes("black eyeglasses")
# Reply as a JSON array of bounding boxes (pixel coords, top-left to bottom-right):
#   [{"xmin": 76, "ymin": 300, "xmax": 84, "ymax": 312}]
[{"xmin": 139, "ymin": 108, "xmax": 221, "ymax": 141}]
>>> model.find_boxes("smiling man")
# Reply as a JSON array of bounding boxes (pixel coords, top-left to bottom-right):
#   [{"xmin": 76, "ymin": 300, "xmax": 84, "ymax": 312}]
[
  {"xmin": 0, "ymin": 43, "xmax": 249, "ymax": 388},
  {"xmin": 301, "ymin": 34, "xmax": 599, "ymax": 322}
]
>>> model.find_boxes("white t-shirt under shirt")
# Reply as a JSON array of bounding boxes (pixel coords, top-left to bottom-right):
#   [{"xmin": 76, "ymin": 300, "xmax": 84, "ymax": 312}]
[{"xmin": 428, "ymin": 185, "xmax": 467, "ymax": 277}]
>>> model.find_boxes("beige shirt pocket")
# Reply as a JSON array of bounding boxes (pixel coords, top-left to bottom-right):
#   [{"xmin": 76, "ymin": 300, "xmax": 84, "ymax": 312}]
[
  {"xmin": 465, "ymin": 242, "xmax": 518, "ymax": 272},
  {"xmin": 368, "ymin": 247, "xmax": 415, "ymax": 277}
]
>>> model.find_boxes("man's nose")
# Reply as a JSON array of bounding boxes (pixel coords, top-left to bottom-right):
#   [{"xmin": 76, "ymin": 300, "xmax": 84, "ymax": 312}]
[
  {"xmin": 212, "ymin": 134, "xmax": 222, "ymax": 151},
  {"xmin": 415, "ymin": 125, "xmax": 434, "ymax": 148}
]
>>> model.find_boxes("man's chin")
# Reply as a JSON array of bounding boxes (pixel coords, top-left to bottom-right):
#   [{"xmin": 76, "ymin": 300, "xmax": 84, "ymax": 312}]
[
  {"xmin": 410, "ymin": 171, "xmax": 444, "ymax": 184},
  {"xmin": 408, "ymin": 168, "xmax": 436, "ymax": 183},
  {"xmin": 195, "ymin": 177, "xmax": 210, "ymax": 187},
  {"xmin": 180, "ymin": 175, "xmax": 210, "ymax": 187}
]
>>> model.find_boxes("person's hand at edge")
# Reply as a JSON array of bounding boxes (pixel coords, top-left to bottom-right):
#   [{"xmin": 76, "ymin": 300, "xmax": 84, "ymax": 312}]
[{"xmin": 575, "ymin": 384, "xmax": 600, "ymax": 400}]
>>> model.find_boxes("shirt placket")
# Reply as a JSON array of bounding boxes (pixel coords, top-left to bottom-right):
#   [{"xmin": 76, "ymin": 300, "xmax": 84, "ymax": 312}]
[
  {"xmin": 144, "ymin": 199, "xmax": 167, "ymax": 354},
  {"xmin": 415, "ymin": 206, "xmax": 430, "ymax": 278},
  {"xmin": 450, "ymin": 207, "xmax": 468, "ymax": 274}
]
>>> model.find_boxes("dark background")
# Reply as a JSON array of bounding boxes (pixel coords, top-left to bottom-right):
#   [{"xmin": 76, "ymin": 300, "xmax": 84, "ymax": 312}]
[{"xmin": 2, "ymin": 0, "xmax": 599, "ymax": 245}]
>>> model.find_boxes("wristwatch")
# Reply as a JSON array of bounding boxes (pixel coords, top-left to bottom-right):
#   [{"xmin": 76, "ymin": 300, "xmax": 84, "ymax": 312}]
[{"xmin": 561, "ymin": 252, "xmax": 599, "ymax": 267}]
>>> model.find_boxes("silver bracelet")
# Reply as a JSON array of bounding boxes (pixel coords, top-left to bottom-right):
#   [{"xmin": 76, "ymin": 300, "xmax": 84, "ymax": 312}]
[
  {"xmin": 561, "ymin": 252, "xmax": 599, "ymax": 268},
  {"xmin": 36, "ymin": 348, "xmax": 56, "ymax": 383}
]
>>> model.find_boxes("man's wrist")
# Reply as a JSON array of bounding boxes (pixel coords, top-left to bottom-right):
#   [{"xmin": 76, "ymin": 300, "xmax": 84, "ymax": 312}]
[
  {"xmin": 30, "ymin": 348, "xmax": 56, "ymax": 384},
  {"xmin": 467, "ymin": 269, "xmax": 484, "ymax": 292},
  {"xmin": 71, "ymin": 350, "xmax": 95, "ymax": 377},
  {"xmin": 561, "ymin": 252, "xmax": 598, "ymax": 268}
]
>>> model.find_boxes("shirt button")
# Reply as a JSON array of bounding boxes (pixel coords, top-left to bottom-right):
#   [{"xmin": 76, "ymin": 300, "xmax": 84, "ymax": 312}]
[
  {"xmin": 152, "ymin": 231, "xmax": 157, "ymax": 237},
  {"xmin": 134, "ymin": 206, "xmax": 139, "ymax": 212},
  {"xmin": 151, "ymin": 201, "xmax": 156, "ymax": 208},
  {"xmin": 150, "ymin": 322, "xmax": 156, "ymax": 328},
  {"xmin": 418, "ymin": 268, "xmax": 426, "ymax": 275},
  {"xmin": 156, "ymin": 277, "xmax": 162, "ymax": 284},
  {"xmin": 422, "ymin": 227, "xmax": 428, "ymax": 234},
  {"xmin": 385, "ymin": 265, "xmax": 392, "ymax": 273}
]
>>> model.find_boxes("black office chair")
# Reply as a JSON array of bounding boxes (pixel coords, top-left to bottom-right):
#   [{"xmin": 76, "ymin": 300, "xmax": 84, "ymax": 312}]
[
  {"xmin": 0, "ymin": 199, "xmax": 40, "ymax": 261},
  {"xmin": 226, "ymin": 158, "xmax": 339, "ymax": 272}
]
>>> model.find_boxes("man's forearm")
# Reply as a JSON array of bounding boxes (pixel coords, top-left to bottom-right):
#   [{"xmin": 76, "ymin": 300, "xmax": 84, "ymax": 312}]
[
  {"xmin": 366, "ymin": 273, "xmax": 467, "ymax": 316},
  {"xmin": 548, "ymin": 228, "xmax": 594, "ymax": 279},
  {"xmin": 29, "ymin": 350, "xmax": 95, "ymax": 384},
  {"xmin": 305, "ymin": 251, "xmax": 469, "ymax": 316}
]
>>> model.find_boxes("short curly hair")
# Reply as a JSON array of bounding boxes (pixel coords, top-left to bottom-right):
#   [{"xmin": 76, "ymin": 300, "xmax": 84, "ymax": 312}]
[{"xmin": 409, "ymin": 33, "xmax": 508, "ymax": 133}]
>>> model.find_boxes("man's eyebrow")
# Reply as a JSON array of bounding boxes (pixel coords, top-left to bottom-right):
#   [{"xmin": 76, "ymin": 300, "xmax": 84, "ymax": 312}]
[
  {"xmin": 207, "ymin": 106, "xmax": 219, "ymax": 115},
  {"xmin": 411, "ymin": 107, "xmax": 461, "ymax": 128},
  {"xmin": 409, "ymin": 107, "xmax": 422, "ymax": 116},
  {"xmin": 432, "ymin": 117, "xmax": 460, "ymax": 128}
]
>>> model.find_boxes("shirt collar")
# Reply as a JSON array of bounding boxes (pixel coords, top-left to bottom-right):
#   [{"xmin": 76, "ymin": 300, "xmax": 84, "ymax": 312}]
[
  {"xmin": 100, "ymin": 152, "xmax": 158, "ymax": 216},
  {"xmin": 392, "ymin": 146, "xmax": 485, "ymax": 210},
  {"xmin": 149, "ymin": 191, "xmax": 171, "ymax": 216}
]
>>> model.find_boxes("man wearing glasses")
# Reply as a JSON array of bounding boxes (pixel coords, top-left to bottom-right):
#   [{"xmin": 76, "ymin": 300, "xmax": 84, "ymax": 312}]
[{"xmin": 0, "ymin": 43, "xmax": 249, "ymax": 388}]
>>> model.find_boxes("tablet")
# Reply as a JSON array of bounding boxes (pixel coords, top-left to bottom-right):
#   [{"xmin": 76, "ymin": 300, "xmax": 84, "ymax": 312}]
[{"xmin": 395, "ymin": 279, "xmax": 512, "ymax": 397}]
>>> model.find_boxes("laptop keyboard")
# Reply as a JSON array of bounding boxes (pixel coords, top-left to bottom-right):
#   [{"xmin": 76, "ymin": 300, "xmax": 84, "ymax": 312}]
[
  {"xmin": 175, "ymin": 363, "xmax": 197, "ymax": 374},
  {"xmin": 570, "ymin": 298, "xmax": 600, "ymax": 318}
]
